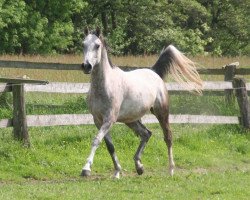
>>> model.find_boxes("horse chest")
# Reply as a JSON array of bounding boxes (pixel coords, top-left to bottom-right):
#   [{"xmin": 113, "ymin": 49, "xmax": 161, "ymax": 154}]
[{"xmin": 87, "ymin": 88, "xmax": 118, "ymax": 116}]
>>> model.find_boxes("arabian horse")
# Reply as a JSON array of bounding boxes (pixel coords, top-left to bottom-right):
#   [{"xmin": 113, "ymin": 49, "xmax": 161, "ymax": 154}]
[{"xmin": 81, "ymin": 28, "xmax": 202, "ymax": 178}]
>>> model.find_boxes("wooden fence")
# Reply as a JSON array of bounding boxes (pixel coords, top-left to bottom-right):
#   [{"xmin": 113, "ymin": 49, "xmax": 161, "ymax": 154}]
[
  {"xmin": 0, "ymin": 60, "xmax": 250, "ymax": 74},
  {"xmin": 0, "ymin": 79, "xmax": 246, "ymax": 126},
  {"xmin": 0, "ymin": 61, "xmax": 249, "ymax": 145}
]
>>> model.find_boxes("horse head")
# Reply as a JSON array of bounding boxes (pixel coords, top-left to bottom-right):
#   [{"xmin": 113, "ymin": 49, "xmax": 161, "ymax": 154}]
[{"xmin": 81, "ymin": 27, "xmax": 102, "ymax": 74}]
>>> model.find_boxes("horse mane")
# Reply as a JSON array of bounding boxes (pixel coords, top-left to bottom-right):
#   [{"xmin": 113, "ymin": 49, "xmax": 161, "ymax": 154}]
[{"xmin": 91, "ymin": 30, "xmax": 115, "ymax": 69}]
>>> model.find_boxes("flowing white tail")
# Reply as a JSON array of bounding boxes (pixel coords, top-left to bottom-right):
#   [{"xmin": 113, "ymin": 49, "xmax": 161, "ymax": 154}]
[{"xmin": 152, "ymin": 45, "xmax": 203, "ymax": 94}]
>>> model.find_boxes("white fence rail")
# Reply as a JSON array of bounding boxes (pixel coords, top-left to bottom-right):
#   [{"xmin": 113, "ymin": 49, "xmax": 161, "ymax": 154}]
[
  {"xmin": 0, "ymin": 114, "xmax": 240, "ymax": 128},
  {"xmin": 1, "ymin": 81, "xmax": 247, "ymax": 94}
]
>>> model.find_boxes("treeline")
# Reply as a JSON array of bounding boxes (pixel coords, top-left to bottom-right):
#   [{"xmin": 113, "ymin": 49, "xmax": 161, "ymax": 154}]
[{"xmin": 0, "ymin": 0, "xmax": 249, "ymax": 56}]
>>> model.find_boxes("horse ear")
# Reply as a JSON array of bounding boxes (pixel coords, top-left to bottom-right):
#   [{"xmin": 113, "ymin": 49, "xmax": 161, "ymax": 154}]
[
  {"xmin": 84, "ymin": 27, "xmax": 89, "ymax": 36},
  {"xmin": 95, "ymin": 27, "xmax": 101, "ymax": 37}
]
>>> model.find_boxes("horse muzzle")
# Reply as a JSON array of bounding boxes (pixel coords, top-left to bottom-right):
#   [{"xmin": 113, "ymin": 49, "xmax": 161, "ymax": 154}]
[{"xmin": 81, "ymin": 62, "xmax": 92, "ymax": 74}]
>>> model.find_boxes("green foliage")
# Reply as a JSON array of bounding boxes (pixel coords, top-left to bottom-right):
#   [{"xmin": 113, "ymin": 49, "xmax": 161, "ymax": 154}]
[
  {"xmin": 202, "ymin": 0, "xmax": 250, "ymax": 56},
  {"xmin": 0, "ymin": 0, "xmax": 87, "ymax": 54},
  {"xmin": 0, "ymin": 0, "xmax": 27, "ymax": 53},
  {"xmin": 169, "ymin": 93, "xmax": 239, "ymax": 116},
  {"xmin": 107, "ymin": 26, "xmax": 129, "ymax": 55},
  {"xmin": 0, "ymin": 0, "xmax": 249, "ymax": 55}
]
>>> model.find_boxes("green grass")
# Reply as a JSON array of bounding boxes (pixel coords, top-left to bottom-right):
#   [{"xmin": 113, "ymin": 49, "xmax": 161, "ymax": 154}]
[
  {"xmin": 0, "ymin": 171, "xmax": 249, "ymax": 199},
  {"xmin": 0, "ymin": 93, "xmax": 89, "ymax": 119},
  {"xmin": 0, "ymin": 124, "xmax": 249, "ymax": 199}
]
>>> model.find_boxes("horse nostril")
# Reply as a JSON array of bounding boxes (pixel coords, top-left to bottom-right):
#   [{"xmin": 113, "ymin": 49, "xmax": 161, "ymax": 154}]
[
  {"xmin": 82, "ymin": 62, "xmax": 92, "ymax": 74},
  {"xmin": 85, "ymin": 63, "xmax": 92, "ymax": 70}
]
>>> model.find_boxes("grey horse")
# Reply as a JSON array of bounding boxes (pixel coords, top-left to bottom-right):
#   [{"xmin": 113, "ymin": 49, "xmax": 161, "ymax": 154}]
[{"xmin": 81, "ymin": 28, "xmax": 202, "ymax": 178}]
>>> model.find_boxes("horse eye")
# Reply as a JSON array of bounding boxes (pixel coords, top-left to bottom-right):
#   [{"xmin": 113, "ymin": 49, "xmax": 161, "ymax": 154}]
[{"xmin": 95, "ymin": 44, "xmax": 100, "ymax": 49}]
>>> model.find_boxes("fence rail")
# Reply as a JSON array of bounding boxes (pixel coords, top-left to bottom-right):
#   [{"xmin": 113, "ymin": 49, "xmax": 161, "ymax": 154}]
[
  {"xmin": 0, "ymin": 114, "xmax": 240, "ymax": 129},
  {"xmin": 1, "ymin": 60, "xmax": 250, "ymax": 75},
  {"xmin": 0, "ymin": 81, "xmax": 244, "ymax": 94}
]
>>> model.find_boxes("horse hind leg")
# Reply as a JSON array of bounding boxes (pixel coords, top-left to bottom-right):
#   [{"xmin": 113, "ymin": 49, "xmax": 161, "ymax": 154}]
[
  {"xmin": 163, "ymin": 121, "xmax": 175, "ymax": 176},
  {"xmin": 104, "ymin": 133, "xmax": 122, "ymax": 178},
  {"xmin": 153, "ymin": 106, "xmax": 175, "ymax": 176},
  {"xmin": 126, "ymin": 121, "xmax": 152, "ymax": 175}
]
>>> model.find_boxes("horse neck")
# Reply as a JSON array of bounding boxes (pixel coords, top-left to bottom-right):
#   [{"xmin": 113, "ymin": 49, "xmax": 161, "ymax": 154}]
[{"xmin": 90, "ymin": 47, "xmax": 113, "ymax": 90}]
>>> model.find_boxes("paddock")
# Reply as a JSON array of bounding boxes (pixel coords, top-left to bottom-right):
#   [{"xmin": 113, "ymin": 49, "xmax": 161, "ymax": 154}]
[{"xmin": 0, "ymin": 60, "xmax": 249, "ymax": 199}]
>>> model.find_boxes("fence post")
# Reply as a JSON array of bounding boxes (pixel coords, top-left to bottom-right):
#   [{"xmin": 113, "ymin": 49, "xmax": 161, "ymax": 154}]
[
  {"xmin": 233, "ymin": 77, "xmax": 250, "ymax": 129},
  {"xmin": 224, "ymin": 63, "xmax": 237, "ymax": 104},
  {"xmin": 12, "ymin": 83, "xmax": 30, "ymax": 146}
]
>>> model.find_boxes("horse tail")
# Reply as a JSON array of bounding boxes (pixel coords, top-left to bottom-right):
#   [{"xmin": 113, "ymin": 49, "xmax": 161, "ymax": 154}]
[{"xmin": 152, "ymin": 45, "xmax": 203, "ymax": 94}]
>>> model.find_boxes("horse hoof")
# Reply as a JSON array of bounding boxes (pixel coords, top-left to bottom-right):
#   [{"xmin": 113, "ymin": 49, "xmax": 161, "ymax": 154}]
[
  {"xmin": 169, "ymin": 168, "xmax": 174, "ymax": 177},
  {"xmin": 113, "ymin": 171, "xmax": 120, "ymax": 179},
  {"xmin": 136, "ymin": 166, "xmax": 144, "ymax": 175},
  {"xmin": 81, "ymin": 169, "xmax": 91, "ymax": 177}
]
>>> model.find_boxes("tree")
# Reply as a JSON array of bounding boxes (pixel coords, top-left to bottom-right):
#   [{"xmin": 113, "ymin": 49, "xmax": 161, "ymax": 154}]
[
  {"xmin": 0, "ymin": 0, "xmax": 87, "ymax": 54},
  {"xmin": 0, "ymin": 0, "xmax": 249, "ymax": 55},
  {"xmin": 0, "ymin": 0, "xmax": 27, "ymax": 54},
  {"xmin": 199, "ymin": 0, "xmax": 250, "ymax": 56}
]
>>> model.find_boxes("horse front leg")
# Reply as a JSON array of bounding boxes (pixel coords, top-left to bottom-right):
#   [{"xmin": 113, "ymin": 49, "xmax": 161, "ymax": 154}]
[
  {"xmin": 81, "ymin": 120, "xmax": 113, "ymax": 177},
  {"xmin": 90, "ymin": 118, "xmax": 121, "ymax": 178}
]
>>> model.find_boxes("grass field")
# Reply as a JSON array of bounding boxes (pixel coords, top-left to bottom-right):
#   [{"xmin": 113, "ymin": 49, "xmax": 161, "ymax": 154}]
[
  {"xmin": 0, "ymin": 55, "xmax": 250, "ymax": 199},
  {"xmin": 0, "ymin": 124, "xmax": 249, "ymax": 199}
]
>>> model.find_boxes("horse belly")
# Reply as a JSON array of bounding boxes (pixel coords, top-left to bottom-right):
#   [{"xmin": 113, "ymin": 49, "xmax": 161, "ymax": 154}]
[{"xmin": 117, "ymin": 95, "xmax": 154, "ymax": 123}]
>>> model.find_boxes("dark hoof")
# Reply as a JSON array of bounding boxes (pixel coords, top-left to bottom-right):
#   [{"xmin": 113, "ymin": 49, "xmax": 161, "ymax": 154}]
[
  {"xmin": 81, "ymin": 169, "xmax": 91, "ymax": 177},
  {"xmin": 136, "ymin": 166, "xmax": 144, "ymax": 175}
]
